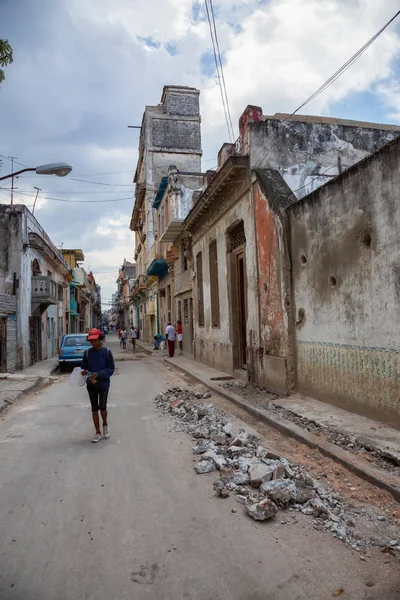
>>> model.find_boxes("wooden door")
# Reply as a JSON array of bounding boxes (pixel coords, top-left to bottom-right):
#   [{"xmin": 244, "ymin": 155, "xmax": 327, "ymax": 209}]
[
  {"xmin": 0, "ymin": 318, "xmax": 6, "ymax": 372},
  {"xmin": 236, "ymin": 252, "xmax": 247, "ymax": 367}
]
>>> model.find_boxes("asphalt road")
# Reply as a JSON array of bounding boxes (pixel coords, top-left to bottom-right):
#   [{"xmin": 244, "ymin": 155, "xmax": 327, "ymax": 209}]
[{"xmin": 0, "ymin": 337, "xmax": 399, "ymax": 600}]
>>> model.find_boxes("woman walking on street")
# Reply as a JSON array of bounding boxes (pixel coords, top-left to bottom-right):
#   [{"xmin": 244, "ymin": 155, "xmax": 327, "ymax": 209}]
[
  {"xmin": 165, "ymin": 322, "xmax": 176, "ymax": 358},
  {"xmin": 81, "ymin": 328, "xmax": 115, "ymax": 443}
]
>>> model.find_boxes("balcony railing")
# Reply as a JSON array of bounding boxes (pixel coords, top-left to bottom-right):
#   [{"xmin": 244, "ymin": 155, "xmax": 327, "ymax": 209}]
[
  {"xmin": 31, "ymin": 276, "xmax": 58, "ymax": 316},
  {"xmin": 32, "ymin": 276, "xmax": 58, "ymax": 304}
]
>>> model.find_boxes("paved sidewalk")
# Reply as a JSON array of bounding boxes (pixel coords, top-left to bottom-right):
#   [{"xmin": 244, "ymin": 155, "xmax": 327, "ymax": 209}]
[{"xmin": 0, "ymin": 355, "xmax": 59, "ymax": 413}]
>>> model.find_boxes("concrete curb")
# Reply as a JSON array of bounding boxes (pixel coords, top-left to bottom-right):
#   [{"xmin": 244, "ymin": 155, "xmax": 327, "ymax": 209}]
[
  {"xmin": 163, "ymin": 357, "xmax": 400, "ymax": 503},
  {"xmin": 0, "ymin": 378, "xmax": 42, "ymax": 416}
]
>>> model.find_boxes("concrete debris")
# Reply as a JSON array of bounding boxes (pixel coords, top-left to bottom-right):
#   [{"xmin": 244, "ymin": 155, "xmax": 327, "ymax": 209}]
[
  {"xmin": 235, "ymin": 495, "xmax": 247, "ymax": 505},
  {"xmin": 155, "ymin": 387, "xmax": 400, "ymax": 553},
  {"xmin": 192, "ymin": 441, "xmax": 209, "ymax": 454},
  {"xmin": 195, "ymin": 460, "xmax": 216, "ymax": 474},
  {"xmin": 246, "ymin": 498, "xmax": 278, "ymax": 521}
]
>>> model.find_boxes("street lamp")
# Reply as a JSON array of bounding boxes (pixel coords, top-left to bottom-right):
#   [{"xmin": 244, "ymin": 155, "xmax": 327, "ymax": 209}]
[{"xmin": 0, "ymin": 162, "xmax": 73, "ymax": 181}]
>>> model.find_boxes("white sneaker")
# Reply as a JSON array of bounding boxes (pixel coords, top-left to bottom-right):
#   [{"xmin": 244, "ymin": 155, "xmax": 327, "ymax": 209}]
[
  {"xmin": 103, "ymin": 425, "xmax": 110, "ymax": 439},
  {"xmin": 92, "ymin": 432, "xmax": 102, "ymax": 443}
]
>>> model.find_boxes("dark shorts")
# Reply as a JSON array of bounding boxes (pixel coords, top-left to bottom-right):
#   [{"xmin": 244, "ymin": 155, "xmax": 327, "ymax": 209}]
[{"xmin": 87, "ymin": 385, "xmax": 109, "ymax": 412}]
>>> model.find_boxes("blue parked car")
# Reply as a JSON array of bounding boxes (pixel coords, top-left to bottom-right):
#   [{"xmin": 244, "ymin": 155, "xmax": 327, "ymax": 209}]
[{"xmin": 58, "ymin": 334, "xmax": 92, "ymax": 372}]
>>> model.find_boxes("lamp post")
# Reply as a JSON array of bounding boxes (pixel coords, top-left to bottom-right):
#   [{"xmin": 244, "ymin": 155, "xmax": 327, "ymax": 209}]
[{"xmin": 0, "ymin": 162, "xmax": 73, "ymax": 205}]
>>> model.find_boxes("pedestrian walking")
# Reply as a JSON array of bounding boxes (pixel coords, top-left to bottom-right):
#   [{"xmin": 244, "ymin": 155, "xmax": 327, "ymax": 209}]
[
  {"xmin": 165, "ymin": 322, "xmax": 176, "ymax": 357},
  {"xmin": 130, "ymin": 326, "xmax": 138, "ymax": 351},
  {"xmin": 176, "ymin": 320, "xmax": 183, "ymax": 355},
  {"xmin": 120, "ymin": 327, "xmax": 127, "ymax": 349},
  {"xmin": 81, "ymin": 328, "xmax": 115, "ymax": 443}
]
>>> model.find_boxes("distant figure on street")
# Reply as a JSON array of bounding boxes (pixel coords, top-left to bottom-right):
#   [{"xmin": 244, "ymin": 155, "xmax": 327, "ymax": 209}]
[
  {"xmin": 176, "ymin": 320, "xmax": 183, "ymax": 355},
  {"xmin": 81, "ymin": 328, "xmax": 115, "ymax": 443},
  {"xmin": 154, "ymin": 333, "xmax": 165, "ymax": 350},
  {"xmin": 130, "ymin": 326, "xmax": 139, "ymax": 351},
  {"xmin": 120, "ymin": 327, "xmax": 127, "ymax": 349},
  {"xmin": 165, "ymin": 322, "xmax": 176, "ymax": 357}
]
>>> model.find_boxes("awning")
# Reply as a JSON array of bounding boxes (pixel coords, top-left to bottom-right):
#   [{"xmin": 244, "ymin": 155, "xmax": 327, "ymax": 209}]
[
  {"xmin": 147, "ymin": 258, "xmax": 169, "ymax": 279},
  {"xmin": 152, "ymin": 177, "xmax": 168, "ymax": 209}
]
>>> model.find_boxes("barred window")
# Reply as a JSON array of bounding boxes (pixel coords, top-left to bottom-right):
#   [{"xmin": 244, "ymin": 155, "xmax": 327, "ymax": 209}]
[
  {"xmin": 196, "ymin": 252, "xmax": 205, "ymax": 327},
  {"xmin": 209, "ymin": 241, "xmax": 220, "ymax": 327},
  {"xmin": 183, "ymin": 298, "xmax": 189, "ymax": 325},
  {"xmin": 228, "ymin": 221, "xmax": 246, "ymax": 252}
]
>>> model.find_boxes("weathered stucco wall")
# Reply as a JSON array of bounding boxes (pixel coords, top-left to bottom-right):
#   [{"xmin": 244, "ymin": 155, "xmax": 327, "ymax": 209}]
[
  {"xmin": 288, "ymin": 137, "xmax": 400, "ymax": 417},
  {"xmin": 251, "ymin": 178, "xmax": 289, "ymax": 394},
  {"xmin": 192, "ymin": 187, "xmax": 259, "ymax": 374},
  {"xmin": 248, "ymin": 111, "xmax": 400, "ymax": 199}
]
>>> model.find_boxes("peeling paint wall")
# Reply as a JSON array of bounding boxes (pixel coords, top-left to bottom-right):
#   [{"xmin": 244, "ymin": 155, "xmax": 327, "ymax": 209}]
[
  {"xmin": 288, "ymin": 138, "xmax": 400, "ymax": 418},
  {"xmin": 246, "ymin": 110, "xmax": 400, "ymax": 199},
  {"xmin": 251, "ymin": 180, "xmax": 289, "ymax": 393},
  {"xmin": 191, "ymin": 186, "xmax": 259, "ymax": 375}
]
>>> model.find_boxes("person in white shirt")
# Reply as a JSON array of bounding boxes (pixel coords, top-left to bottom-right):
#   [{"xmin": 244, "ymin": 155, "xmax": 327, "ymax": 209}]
[
  {"xmin": 165, "ymin": 322, "xmax": 176, "ymax": 357},
  {"xmin": 130, "ymin": 326, "xmax": 138, "ymax": 351}
]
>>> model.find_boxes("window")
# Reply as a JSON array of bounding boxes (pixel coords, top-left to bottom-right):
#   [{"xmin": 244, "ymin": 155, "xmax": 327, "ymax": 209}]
[
  {"xmin": 181, "ymin": 242, "xmax": 188, "ymax": 271},
  {"xmin": 209, "ymin": 241, "xmax": 220, "ymax": 327},
  {"xmin": 58, "ymin": 286, "xmax": 63, "ymax": 302},
  {"xmin": 183, "ymin": 298, "xmax": 189, "ymax": 325},
  {"xmin": 178, "ymin": 300, "xmax": 182, "ymax": 323},
  {"xmin": 196, "ymin": 252, "xmax": 204, "ymax": 327},
  {"xmin": 167, "ymin": 285, "xmax": 171, "ymax": 311}
]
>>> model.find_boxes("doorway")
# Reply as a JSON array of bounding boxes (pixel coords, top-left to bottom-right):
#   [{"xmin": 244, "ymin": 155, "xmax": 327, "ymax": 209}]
[
  {"xmin": 236, "ymin": 252, "xmax": 247, "ymax": 368},
  {"xmin": 227, "ymin": 220, "xmax": 247, "ymax": 370},
  {"xmin": 0, "ymin": 318, "xmax": 6, "ymax": 372},
  {"xmin": 29, "ymin": 316, "xmax": 42, "ymax": 364}
]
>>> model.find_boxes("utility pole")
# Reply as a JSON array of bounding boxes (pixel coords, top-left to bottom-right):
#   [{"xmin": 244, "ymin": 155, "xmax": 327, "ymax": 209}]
[
  {"xmin": 32, "ymin": 186, "xmax": 41, "ymax": 215},
  {"xmin": 8, "ymin": 156, "xmax": 17, "ymax": 205}
]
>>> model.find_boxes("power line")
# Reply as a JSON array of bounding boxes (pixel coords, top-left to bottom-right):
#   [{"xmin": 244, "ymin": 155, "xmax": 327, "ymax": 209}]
[
  {"xmin": 257, "ymin": 8, "xmax": 400, "ymax": 168},
  {"xmin": 209, "ymin": 0, "xmax": 235, "ymax": 141},
  {"xmin": 204, "ymin": 0, "xmax": 234, "ymax": 143},
  {"xmin": 65, "ymin": 177, "xmax": 133, "ymax": 187},
  {"xmin": 0, "ymin": 188, "xmax": 133, "ymax": 203}
]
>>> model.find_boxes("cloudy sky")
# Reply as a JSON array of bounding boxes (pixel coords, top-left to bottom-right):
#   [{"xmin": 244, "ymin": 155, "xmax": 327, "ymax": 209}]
[{"xmin": 1, "ymin": 0, "xmax": 400, "ymax": 308}]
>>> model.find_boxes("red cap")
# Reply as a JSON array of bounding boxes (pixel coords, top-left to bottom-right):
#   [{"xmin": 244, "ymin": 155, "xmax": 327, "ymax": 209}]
[{"xmin": 87, "ymin": 328, "xmax": 101, "ymax": 340}]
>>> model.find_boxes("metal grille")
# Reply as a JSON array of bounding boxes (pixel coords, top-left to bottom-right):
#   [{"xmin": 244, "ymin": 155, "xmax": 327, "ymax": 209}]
[
  {"xmin": 228, "ymin": 221, "xmax": 246, "ymax": 251},
  {"xmin": 183, "ymin": 299, "xmax": 189, "ymax": 325},
  {"xmin": 209, "ymin": 241, "xmax": 220, "ymax": 327},
  {"xmin": 196, "ymin": 252, "xmax": 205, "ymax": 327}
]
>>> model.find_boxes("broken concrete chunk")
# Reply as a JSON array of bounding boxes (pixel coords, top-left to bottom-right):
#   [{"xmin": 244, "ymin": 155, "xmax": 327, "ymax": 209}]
[
  {"xmin": 202, "ymin": 449, "xmax": 227, "ymax": 470},
  {"xmin": 249, "ymin": 461, "xmax": 282, "ymax": 487},
  {"xmin": 272, "ymin": 464, "xmax": 286, "ymax": 480},
  {"xmin": 203, "ymin": 392, "xmax": 212, "ymax": 399},
  {"xmin": 212, "ymin": 433, "xmax": 228, "ymax": 445},
  {"xmin": 195, "ymin": 460, "xmax": 216, "ymax": 474},
  {"xmin": 235, "ymin": 495, "xmax": 247, "ymax": 505},
  {"xmin": 222, "ymin": 422, "xmax": 232, "ymax": 436},
  {"xmin": 230, "ymin": 431, "xmax": 248, "ymax": 447},
  {"xmin": 232, "ymin": 471, "xmax": 250, "ymax": 486},
  {"xmin": 246, "ymin": 499, "xmax": 278, "ymax": 521},
  {"xmin": 192, "ymin": 441, "xmax": 209, "ymax": 455}
]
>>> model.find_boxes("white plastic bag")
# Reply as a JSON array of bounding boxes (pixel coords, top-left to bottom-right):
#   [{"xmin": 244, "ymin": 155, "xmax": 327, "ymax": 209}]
[
  {"xmin": 159, "ymin": 340, "xmax": 165, "ymax": 351},
  {"xmin": 69, "ymin": 366, "xmax": 86, "ymax": 387}
]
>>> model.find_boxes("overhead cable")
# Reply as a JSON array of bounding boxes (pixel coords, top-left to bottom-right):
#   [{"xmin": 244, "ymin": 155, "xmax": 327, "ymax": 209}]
[
  {"xmin": 257, "ymin": 8, "xmax": 400, "ymax": 168},
  {"xmin": 205, "ymin": 0, "xmax": 235, "ymax": 142}
]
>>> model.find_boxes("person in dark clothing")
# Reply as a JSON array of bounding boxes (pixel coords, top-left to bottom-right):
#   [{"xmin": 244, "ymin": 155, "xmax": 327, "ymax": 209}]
[{"xmin": 81, "ymin": 328, "xmax": 115, "ymax": 443}]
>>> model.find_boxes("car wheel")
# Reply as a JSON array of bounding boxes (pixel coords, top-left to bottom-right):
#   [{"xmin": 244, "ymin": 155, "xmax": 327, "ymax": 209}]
[{"xmin": 59, "ymin": 363, "xmax": 65, "ymax": 373}]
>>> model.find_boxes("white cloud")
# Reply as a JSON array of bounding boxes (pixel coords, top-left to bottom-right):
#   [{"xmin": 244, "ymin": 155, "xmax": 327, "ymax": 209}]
[{"xmin": 2, "ymin": 0, "xmax": 400, "ymax": 310}]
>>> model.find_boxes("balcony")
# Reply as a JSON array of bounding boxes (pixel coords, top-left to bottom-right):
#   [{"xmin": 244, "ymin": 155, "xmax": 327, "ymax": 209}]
[
  {"xmin": 31, "ymin": 276, "xmax": 58, "ymax": 316},
  {"xmin": 131, "ymin": 275, "xmax": 147, "ymax": 299},
  {"xmin": 160, "ymin": 218, "xmax": 184, "ymax": 243}
]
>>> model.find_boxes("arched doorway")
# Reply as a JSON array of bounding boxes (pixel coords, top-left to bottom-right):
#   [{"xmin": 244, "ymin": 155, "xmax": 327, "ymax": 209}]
[{"xmin": 32, "ymin": 259, "xmax": 41, "ymax": 276}]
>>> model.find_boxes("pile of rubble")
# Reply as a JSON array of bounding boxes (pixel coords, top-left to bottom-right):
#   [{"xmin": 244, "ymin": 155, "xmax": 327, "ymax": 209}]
[
  {"xmin": 220, "ymin": 381, "xmax": 400, "ymax": 476},
  {"xmin": 155, "ymin": 387, "xmax": 400, "ymax": 554}
]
